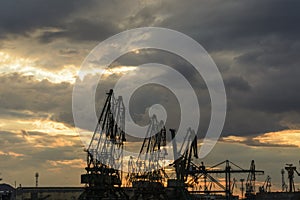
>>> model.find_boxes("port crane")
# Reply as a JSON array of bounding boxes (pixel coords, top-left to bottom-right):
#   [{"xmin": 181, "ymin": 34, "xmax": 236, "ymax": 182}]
[
  {"xmin": 135, "ymin": 115, "xmax": 168, "ymax": 182},
  {"xmin": 168, "ymin": 128, "xmax": 198, "ymax": 200},
  {"xmin": 284, "ymin": 163, "xmax": 300, "ymax": 192},
  {"xmin": 259, "ymin": 175, "xmax": 271, "ymax": 193},
  {"xmin": 127, "ymin": 114, "xmax": 169, "ymax": 200},
  {"xmin": 168, "ymin": 129, "xmax": 265, "ymax": 200},
  {"xmin": 77, "ymin": 89, "xmax": 270, "ymax": 200},
  {"xmin": 187, "ymin": 160, "xmax": 264, "ymax": 200},
  {"xmin": 79, "ymin": 89, "xmax": 128, "ymax": 200},
  {"xmin": 281, "ymin": 169, "xmax": 288, "ymax": 192},
  {"xmin": 169, "ymin": 128, "xmax": 198, "ymax": 183}
]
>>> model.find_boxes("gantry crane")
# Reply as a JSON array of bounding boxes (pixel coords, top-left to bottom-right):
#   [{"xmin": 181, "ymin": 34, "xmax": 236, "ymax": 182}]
[
  {"xmin": 284, "ymin": 163, "xmax": 300, "ymax": 192},
  {"xmin": 187, "ymin": 160, "xmax": 264, "ymax": 200},
  {"xmin": 79, "ymin": 89, "xmax": 128, "ymax": 200}
]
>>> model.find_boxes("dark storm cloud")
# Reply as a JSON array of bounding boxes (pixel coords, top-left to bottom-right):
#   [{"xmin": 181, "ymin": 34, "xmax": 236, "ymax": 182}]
[
  {"xmin": 227, "ymin": 37, "xmax": 300, "ymax": 115},
  {"xmin": 0, "ymin": 0, "xmax": 124, "ymax": 44},
  {"xmin": 58, "ymin": 48, "xmax": 79, "ymax": 57},
  {"xmin": 37, "ymin": 19, "xmax": 118, "ymax": 43},
  {"xmin": 95, "ymin": 51, "xmax": 211, "ymax": 137},
  {"xmin": 96, "ymin": 46, "xmax": 298, "ymax": 137},
  {"xmin": 124, "ymin": 0, "xmax": 300, "ymax": 136},
  {"xmin": 224, "ymin": 76, "xmax": 251, "ymax": 92},
  {"xmin": 0, "ymin": 0, "xmax": 90, "ymax": 37},
  {"xmin": 160, "ymin": 0, "xmax": 300, "ymax": 51},
  {"xmin": 106, "ymin": 48, "xmax": 296, "ymax": 136},
  {"xmin": 167, "ymin": 0, "xmax": 300, "ymax": 135},
  {"xmin": 222, "ymin": 109, "xmax": 286, "ymax": 136},
  {"xmin": 37, "ymin": 1, "xmax": 164, "ymax": 42},
  {"xmin": 1, "ymin": 0, "xmax": 299, "ymax": 45},
  {"xmin": 238, "ymin": 73, "xmax": 300, "ymax": 114},
  {"xmin": 0, "ymin": 0, "xmax": 163, "ymax": 42}
]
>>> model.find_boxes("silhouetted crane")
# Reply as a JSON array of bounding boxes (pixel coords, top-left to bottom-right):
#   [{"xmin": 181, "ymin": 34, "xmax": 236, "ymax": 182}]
[
  {"xmin": 285, "ymin": 163, "xmax": 300, "ymax": 192},
  {"xmin": 79, "ymin": 89, "xmax": 128, "ymax": 200},
  {"xmin": 187, "ymin": 160, "xmax": 264, "ymax": 200},
  {"xmin": 281, "ymin": 169, "xmax": 288, "ymax": 192},
  {"xmin": 169, "ymin": 128, "xmax": 198, "ymax": 183},
  {"xmin": 240, "ymin": 178, "xmax": 245, "ymax": 199},
  {"xmin": 127, "ymin": 115, "xmax": 169, "ymax": 200},
  {"xmin": 259, "ymin": 175, "xmax": 271, "ymax": 193}
]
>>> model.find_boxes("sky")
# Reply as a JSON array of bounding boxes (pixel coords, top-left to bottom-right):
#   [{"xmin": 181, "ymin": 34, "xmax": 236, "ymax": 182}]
[{"xmin": 0, "ymin": 0, "xmax": 300, "ymax": 193}]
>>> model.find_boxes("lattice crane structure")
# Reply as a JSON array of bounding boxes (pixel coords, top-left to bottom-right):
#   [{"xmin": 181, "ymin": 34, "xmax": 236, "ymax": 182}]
[
  {"xmin": 187, "ymin": 160, "xmax": 264, "ymax": 200},
  {"xmin": 127, "ymin": 114, "xmax": 169, "ymax": 200},
  {"xmin": 79, "ymin": 89, "xmax": 128, "ymax": 200},
  {"xmin": 285, "ymin": 163, "xmax": 300, "ymax": 192}
]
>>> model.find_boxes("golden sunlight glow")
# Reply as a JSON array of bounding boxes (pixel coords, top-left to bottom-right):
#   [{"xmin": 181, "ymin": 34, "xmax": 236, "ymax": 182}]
[
  {"xmin": 31, "ymin": 136, "xmax": 77, "ymax": 148},
  {"xmin": 47, "ymin": 159, "xmax": 85, "ymax": 169},
  {"xmin": 31, "ymin": 119, "xmax": 76, "ymax": 136},
  {"xmin": 78, "ymin": 66, "xmax": 137, "ymax": 80},
  {"xmin": 0, "ymin": 51, "xmax": 77, "ymax": 83},
  {"xmin": 0, "ymin": 115, "xmax": 81, "ymax": 148},
  {"xmin": 253, "ymin": 129, "xmax": 300, "ymax": 147},
  {"xmin": 0, "ymin": 151, "xmax": 25, "ymax": 157},
  {"xmin": 105, "ymin": 66, "xmax": 137, "ymax": 75},
  {"xmin": 0, "ymin": 117, "xmax": 77, "ymax": 136},
  {"xmin": 222, "ymin": 136, "xmax": 247, "ymax": 143}
]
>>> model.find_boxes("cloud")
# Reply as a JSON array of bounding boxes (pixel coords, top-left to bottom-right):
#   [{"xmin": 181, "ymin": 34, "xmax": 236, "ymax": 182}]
[
  {"xmin": 58, "ymin": 48, "xmax": 79, "ymax": 57},
  {"xmin": 0, "ymin": 51, "xmax": 78, "ymax": 83},
  {"xmin": 0, "ymin": 73, "xmax": 73, "ymax": 126},
  {"xmin": 224, "ymin": 76, "xmax": 251, "ymax": 92},
  {"xmin": 0, "ymin": 0, "xmax": 299, "ymax": 137},
  {"xmin": 0, "ymin": 131, "xmax": 25, "ymax": 147},
  {"xmin": 0, "ymin": 151, "xmax": 25, "ymax": 158},
  {"xmin": 38, "ymin": 18, "xmax": 118, "ymax": 43},
  {"xmin": 252, "ymin": 130, "xmax": 300, "ymax": 148},
  {"xmin": 47, "ymin": 159, "xmax": 85, "ymax": 169},
  {"xmin": 0, "ymin": 129, "xmax": 85, "ymax": 186},
  {"xmin": 0, "ymin": 0, "xmax": 93, "ymax": 38},
  {"xmin": 221, "ymin": 129, "xmax": 300, "ymax": 148}
]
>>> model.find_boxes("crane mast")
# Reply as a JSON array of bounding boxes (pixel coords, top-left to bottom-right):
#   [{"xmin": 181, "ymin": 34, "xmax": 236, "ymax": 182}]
[
  {"xmin": 127, "ymin": 115, "xmax": 169, "ymax": 200},
  {"xmin": 285, "ymin": 163, "xmax": 300, "ymax": 192},
  {"xmin": 79, "ymin": 89, "xmax": 128, "ymax": 200},
  {"xmin": 169, "ymin": 128, "xmax": 198, "ymax": 183},
  {"xmin": 281, "ymin": 168, "xmax": 288, "ymax": 192}
]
